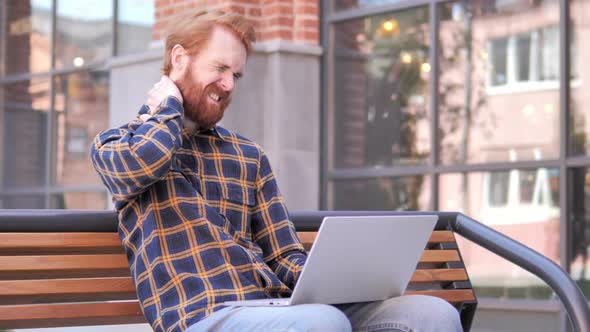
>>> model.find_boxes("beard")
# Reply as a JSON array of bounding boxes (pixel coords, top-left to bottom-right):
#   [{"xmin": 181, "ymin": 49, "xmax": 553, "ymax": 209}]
[{"xmin": 176, "ymin": 68, "xmax": 231, "ymax": 131}]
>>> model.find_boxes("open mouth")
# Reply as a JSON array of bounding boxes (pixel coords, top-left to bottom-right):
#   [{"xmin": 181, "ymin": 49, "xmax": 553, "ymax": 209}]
[{"xmin": 208, "ymin": 92, "xmax": 222, "ymax": 103}]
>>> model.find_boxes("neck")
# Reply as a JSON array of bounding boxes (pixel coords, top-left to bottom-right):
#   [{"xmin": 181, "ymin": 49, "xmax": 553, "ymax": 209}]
[{"xmin": 184, "ymin": 118, "xmax": 199, "ymax": 134}]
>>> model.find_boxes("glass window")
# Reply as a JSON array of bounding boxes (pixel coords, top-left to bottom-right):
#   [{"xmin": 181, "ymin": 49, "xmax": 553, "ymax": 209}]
[
  {"xmin": 329, "ymin": 176, "xmax": 430, "ymax": 211},
  {"xmin": 519, "ymin": 170, "xmax": 537, "ymax": 203},
  {"xmin": 489, "ymin": 37, "xmax": 508, "ymax": 86},
  {"xmin": 332, "ymin": 0, "xmax": 406, "ymax": 12},
  {"xmin": 1, "ymin": 79, "xmax": 50, "ymax": 189},
  {"xmin": 66, "ymin": 126, "xmax": 88, "ymax": 156},
  {"xmin": 331, "ymin": 7, "xmax": 431, "ymax": 169},
  {"xmin": 53, "ymin": 70, "xmax": 109, "ymax": 186},
  {"xmin": 440, "ymin": 169, "xmax": 560, "ymax": 299},
  {"xmin": 2, "ymin": 0, "xmax": 52, "ymax": 75},
  {"xmin": 538, "ymin": 25, "xmax": 559, "ymax": 81},
  {"xmin": 438, "ymin": 0, "xmax": 559, "ymax": 164},
  {"xmin": 116, "ymin": 0, "xmax": 155, "ymax": 55},
  {"xmin": 570, "ymin": 168, "xmax": 590, "ymax": 296},
  {"xmin": 488, "ymin": 171, "xmax": 510, "ymax": 207},
  {"xmin": 55, "ymin": 0, "xmax": 113, "ymax": 69},
  {"xmin": 516, "ymin": 34, "xmax": 531, "ymax": 82},
  {"xmin": 51, "ymin": 191, "xmax": 108, "ymax": 209},
  {"xmin": 0, "ymin": 194, "xmax": 45, "ymax": 208},
  {"xmin": 570, "ymin": 1, "xmax": 590, "ymax": 156}
]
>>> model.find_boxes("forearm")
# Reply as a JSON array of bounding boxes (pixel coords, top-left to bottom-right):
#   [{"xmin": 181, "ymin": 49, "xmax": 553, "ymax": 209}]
[
  {"xmin": 252, "ymin": 149, "xmax": 308, "ymax": 288},
  {"xmin": 91, "ymin": 97, "xmax": 184, "ymax": 202}
]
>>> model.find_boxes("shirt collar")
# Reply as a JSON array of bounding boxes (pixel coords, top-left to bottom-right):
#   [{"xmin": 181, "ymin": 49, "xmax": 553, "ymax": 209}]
[{"xmin": 184, "ymin": 125, "xmax": 230, "ymax": 141}]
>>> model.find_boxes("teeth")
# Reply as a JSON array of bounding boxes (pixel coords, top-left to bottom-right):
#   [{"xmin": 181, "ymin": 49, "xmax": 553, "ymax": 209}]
[{"xmin": 209, "ymin": 92, "xmax": 220, "ymax": 102}]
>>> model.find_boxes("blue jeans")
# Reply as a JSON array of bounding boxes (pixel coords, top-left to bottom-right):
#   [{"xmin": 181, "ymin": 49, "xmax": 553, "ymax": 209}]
[{"xmin": 185, "ymin": 295, "xmax": 463, "ymax": 332}]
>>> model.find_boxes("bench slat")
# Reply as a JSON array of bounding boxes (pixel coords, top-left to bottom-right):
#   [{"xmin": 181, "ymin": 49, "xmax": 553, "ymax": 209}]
[
  {"xmin": 427, "ymin": 231, "xmax": 454, "ymax": 243},
  {"xmin": 404, "ymin": 289, "xmax": 476, "ymax": 303},
  {"xmin": 0, "ymin": 267, "xmax": 468, "ymax": 299},
  {"xmin": 410, "ymin": 268, "xmax": 468, "ymax": 283},
  {"xmin": 0, "ymin": 277, "xmax": 135, "ymax": 297},
  {"xmin": 0, "ymin": 233, "xmax": 123, "ymax": 254},
  {"xmin": 419, "ymin": 250, "xmax": 460, "ymax": 263},
  {"xmin": 0, "ymin": 301, "xmax": 145, "ymax": 329},
  {"xmin": 0, "ymin": 255, "xmax": 128, "ymax": 272}
]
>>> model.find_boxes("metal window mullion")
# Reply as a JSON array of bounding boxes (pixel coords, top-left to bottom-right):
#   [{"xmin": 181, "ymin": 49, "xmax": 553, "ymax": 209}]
[
  {"xmin": 47, "ymin": 185, "xmax": 106, "ymax": 193},
  {"xmin": 327, "ymin": 0, "xmax": 448, "ymax": 23},
  {"xmin": 0, "ymin": 60, "xmax": 110, "ymax": 85},
  {"xmin": 558, "ymin": 0, "xmax": 573, "ymax": 324},
  {"xmin": 0, "ymin": 1, "xmax": 6, "ymax": 77},
  {"xmin": 559, "ymin": 11, "xmax": 573, "ymax": 331},
  {"xmin": 559, "ymin": 0, "xmax": 571, "ymax": 277},
  {"xmin": 565, "ymin": 155, "xmax": 590, "ymax": 168},
  {"xmin": 51, "ymin": 0, "xmax": 57, "ymax": 70},
  {"xmin": 0, "ymin": 187, "xmax": 47, "ymax": 195},
  {"xmin": 0, "ymin": 1, "xmax": 7, "ymax": 199},
  {"xmin": 113, "ymin": 0, "xmax": 118, "ymax": 57},
  {"xmin": 329, "ymin": 159, "xmax": 563, "ymax": 180},
  {"xmin": 320, "ymin": 0, "xmax": 330, "ymax": 210},
  {"xmin": 429, "ymin": 0, "xmax": 439, "ymax": 211},
  {"xmin": 45, "ymin": 0, "xmax": 58, "ymax": 208}
]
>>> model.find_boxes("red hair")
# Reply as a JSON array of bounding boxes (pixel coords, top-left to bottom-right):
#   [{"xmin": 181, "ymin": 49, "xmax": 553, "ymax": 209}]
[{"xmin": 162, "ymin": 10, "xmax": 256, "ymax": 75}]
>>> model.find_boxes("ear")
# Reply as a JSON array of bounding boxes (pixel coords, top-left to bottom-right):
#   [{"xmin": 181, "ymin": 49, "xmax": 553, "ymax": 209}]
[{"xmin": 169, "ymin": 44, "xmax": 188, "ymax": 79}]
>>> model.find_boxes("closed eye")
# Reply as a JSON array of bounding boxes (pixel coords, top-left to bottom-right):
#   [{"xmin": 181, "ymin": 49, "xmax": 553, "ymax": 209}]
[{"xmin": 213, "ymin": 62, "xmax": 242, "ymax": 80}]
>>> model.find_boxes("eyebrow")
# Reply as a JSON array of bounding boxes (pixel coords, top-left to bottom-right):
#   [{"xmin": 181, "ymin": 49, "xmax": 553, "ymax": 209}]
[{"xmin": 214, "ymin": 61, "xmax": 243, "ymax": 79}]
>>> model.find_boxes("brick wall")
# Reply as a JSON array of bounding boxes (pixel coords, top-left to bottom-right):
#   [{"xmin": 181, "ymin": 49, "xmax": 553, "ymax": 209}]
[
  {"xmin": 4, "ymin": 1, "xmax": 32, "ymax": 75},
  {"xmin": 154, "ymin": 0, "xmax": 319, "ymax": 45}
]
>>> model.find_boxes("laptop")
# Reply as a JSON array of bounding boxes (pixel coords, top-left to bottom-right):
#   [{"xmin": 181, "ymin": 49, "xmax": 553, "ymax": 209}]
[{"xmin": 223, "ymin": 215, "xmax": 438, "ymax": 307}]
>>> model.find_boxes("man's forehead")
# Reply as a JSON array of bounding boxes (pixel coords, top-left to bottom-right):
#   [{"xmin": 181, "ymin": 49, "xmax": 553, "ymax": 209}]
[
  {"xmin": 208, "ymin": 27, "xmax": 244, "ymax": 50},
  {"xmin": 205, "ymin": 27, "xmax": 247, "ymax": 68}
]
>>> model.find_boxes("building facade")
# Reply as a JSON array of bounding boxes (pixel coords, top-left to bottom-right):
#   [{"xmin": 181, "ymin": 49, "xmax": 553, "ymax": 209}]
[{"xmin": 2, "ymin": 0, "xmax": 590, "ymax": 331}]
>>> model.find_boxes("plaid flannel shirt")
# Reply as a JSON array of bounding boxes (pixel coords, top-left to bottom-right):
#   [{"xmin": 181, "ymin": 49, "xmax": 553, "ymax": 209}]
[{"xmin": 91, "ymin": 96, "xmax": 307, "ymax": 332}]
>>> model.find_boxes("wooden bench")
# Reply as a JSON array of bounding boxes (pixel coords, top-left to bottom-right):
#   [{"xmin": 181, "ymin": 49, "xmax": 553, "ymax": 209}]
[{"xmin": 0, "ymin": 210, "xmax": 476, "ymax": 331}]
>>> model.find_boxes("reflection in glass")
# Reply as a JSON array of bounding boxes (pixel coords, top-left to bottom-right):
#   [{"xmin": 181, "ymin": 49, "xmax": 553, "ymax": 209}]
[
  {"xmin": 516, "ymin": 34, "xmax": 531, "ymax": 82},
  {"xmin": 330, "ymin": 176, "xmax": 430, "ymax": 211},
  {"xmin": 117, "ymin": 0, "xmax": 155, "ymax": 55},
  {"xmin": 489, "ymin": 37, "xmax": 508, "ymax": 86},
  {"xmin": 53, "ymin": 71, "xmax": 109, "ymax": 186},
  {"xmin": 488, "ymin": 171, "xmax": 509, "ymax": 207},
  {"xmin": 55, "ymin": 0, "xmax": 113, "ymax": 69},
  {"xmin": 2, "ymin": 0, "xmax": 52, "ymax": 75},
  {"xmin": 570, "ymin": 168, "xmax": 590, "ymax": 297},
  {"xmin": 1, "ymin": 79, "xmax": 50, "ymax": 189},
  {"xmin": 568, "ymin": 168, "xmax": 590, "ymax": 297},
  {"xmin": 332, "ymin": 7, "xmax": 431, "ymax": 169},
  {"xmin": 438, "ymin": 0, "xmax": 560, "ymax": 164},
  {"xmin": 570, "ymin": 1, "xmax": 590, "ymax": 156},
  {"xmin": 439, "ymin": 169, "xmax": 560, "ymax": 299},
  {"xmin": 51, "ymin": 191, "xmax": 108, "ymax": 209}
]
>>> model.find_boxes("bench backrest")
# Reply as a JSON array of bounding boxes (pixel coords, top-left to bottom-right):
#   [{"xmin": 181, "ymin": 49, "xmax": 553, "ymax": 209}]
[{"xmin": 0, "ymin": 228, "xmax": 476, "ymax": 330}]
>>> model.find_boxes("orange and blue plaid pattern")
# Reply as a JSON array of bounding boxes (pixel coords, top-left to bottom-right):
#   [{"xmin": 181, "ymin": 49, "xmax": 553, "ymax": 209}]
[{"xmin": 91, "ymin": 96, "xmax": 307, "ymax": 332}]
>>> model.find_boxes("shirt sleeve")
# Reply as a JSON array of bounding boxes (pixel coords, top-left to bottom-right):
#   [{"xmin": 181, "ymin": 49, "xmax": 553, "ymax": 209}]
[
  {"xmin": 90, "ymin": 96, "xmax": 184, "ymax": 205},
  {"xmin": 251, "ymin": 149, "xmax": 308, "ymax": 289}
]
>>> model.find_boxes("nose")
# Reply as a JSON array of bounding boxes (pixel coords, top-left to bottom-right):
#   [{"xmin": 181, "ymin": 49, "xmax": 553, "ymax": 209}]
[{"xmin": 219, "ymin": 72, "xmax": 235, "ymax": 92}]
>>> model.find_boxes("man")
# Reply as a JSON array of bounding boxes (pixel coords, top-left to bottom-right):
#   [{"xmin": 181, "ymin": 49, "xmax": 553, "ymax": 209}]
[{"xmin": 91, "ymin": 10, "xmax": 462, "ymax": 332}]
